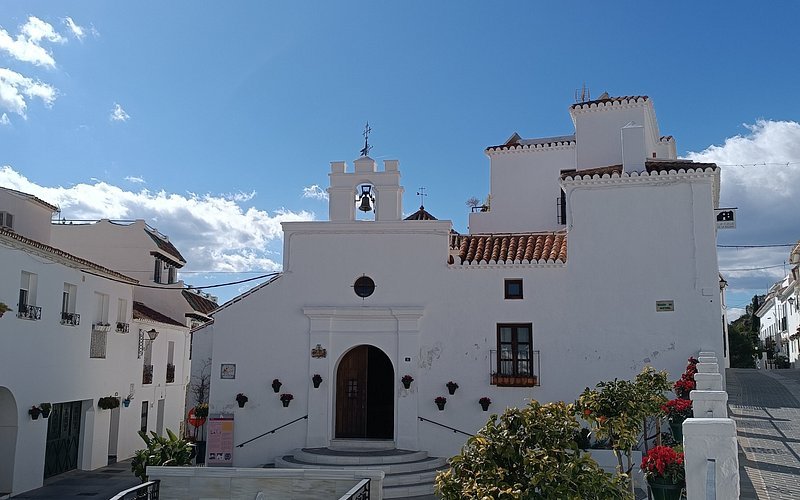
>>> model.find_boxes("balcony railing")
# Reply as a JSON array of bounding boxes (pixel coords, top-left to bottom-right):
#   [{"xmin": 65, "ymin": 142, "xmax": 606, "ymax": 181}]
[
  {"xmin": 17, "ymin": 304, "xmax": 42, "ymax": 320},
  {"xmin": 60, "ymin": 311, "xmax": 80, "ymax": 326},
  {"xmin": 490, "ymin": 349, "xmax": 540, "ymax": 387},
  {"xmin": 166, "ymin": 363, "xmax": 175, "ymax": 383},
  {"xmin": 92, "ymin": 322, "xmax": 112, "ymax": 332},
  {"xmin": 116, "ymin": 322, "xmax": 130, "ymax": 333},
  {"xmin": 143, "ymin": 364, "xmax": 154, "ymax": 385},
  {"xmin": 110, "ymin": 480, "xmax": 160, "ymax": 500}
]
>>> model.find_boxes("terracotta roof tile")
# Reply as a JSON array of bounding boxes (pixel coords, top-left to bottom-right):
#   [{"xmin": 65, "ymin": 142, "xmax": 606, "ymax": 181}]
[
  {"xmin": 133, "ymin": 301, "xmax": 185, "ymax": 327},
  {"xmin": 449, "ymin": 232, "xmax": 567, "ymax": 265},
  {"xmin": 404, "ymin": 206, "xmax": 438, "ymax": 221},
  {"xmin": 0, "ymin": 227, "xmax": 137, "ymax": 283},
  {"xmin": 182, "ymin": 290, "xmax": 218, "ymax": 315},
  {"xmin": 145, "ymin": 228, "xmax": 186, "ymax": 266}
]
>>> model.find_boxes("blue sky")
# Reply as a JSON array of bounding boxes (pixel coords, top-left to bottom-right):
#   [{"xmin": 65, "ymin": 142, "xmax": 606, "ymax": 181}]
[{"xmin": 1, "ymin": 1, "xmax": 799, "ymax": 314}]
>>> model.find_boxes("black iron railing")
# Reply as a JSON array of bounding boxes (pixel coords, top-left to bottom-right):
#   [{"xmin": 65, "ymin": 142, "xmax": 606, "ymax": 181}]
[
  {"xmin": 17, "ymin": 304, "xmax": 42, "ymax": 320},
  {"xmin": 142, "ymin": 364, "xmax": 154, "ymax": 385},
  {"xmin": 418, "ymin": 416, "xmax": 473, "ymax": 437},
  {"xmin": 490, "ymin": 349, "xmax": 540, "ymax": 387},
  {"xmin": 109, "ymin": 480, "xmax": 160, "ymax": 500},
  {"xmin": 235, "ymin": 415, "xmax": 308, "ymax": 448},
  {"xmin": 60, "ymin": 311, "xmax": 80, "ymax": 326},
  {"xmin": 338, "ymin": 478, "xmax": 370, "ymax": 500},
  {"xmin": 116, "ymin": 322, "xmax": 130, "ymax": 333}
]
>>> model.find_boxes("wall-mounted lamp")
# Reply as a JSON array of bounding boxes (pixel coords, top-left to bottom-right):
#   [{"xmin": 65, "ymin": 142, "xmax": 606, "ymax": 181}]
[{"xmin": 146, "ymin": 329, "xmax": 159, "ymax": 341}]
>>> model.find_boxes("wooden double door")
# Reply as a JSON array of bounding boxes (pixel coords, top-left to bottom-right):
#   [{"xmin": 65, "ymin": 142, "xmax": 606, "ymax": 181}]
[
  {"xmin": 44, "ymin": 401, "xmax": 82, "ymax": 479},
  {"xmin": 335, "ymin": 345, "xmax": 394, "ymax": 439}
]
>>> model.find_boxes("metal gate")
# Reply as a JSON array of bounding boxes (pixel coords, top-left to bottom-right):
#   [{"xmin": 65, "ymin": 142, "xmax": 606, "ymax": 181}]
[{"xmin": 44, "ymin": 401, "xmax": 82, "ymax": 479}]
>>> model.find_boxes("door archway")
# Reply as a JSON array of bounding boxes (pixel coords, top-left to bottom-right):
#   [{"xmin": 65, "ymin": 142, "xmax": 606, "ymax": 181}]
[
  {"xmin": 335, "ymin": 345, "xmax": 394, "ymax": 439},
  {"xmin": 0, "ymin": 387, "xmax": 18, "ymax": 494}
]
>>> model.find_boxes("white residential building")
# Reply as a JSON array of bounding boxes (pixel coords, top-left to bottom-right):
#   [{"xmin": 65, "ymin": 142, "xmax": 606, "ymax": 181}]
[
  {"xmin": 755, "ymin": 242, "xmax": 800, "ymax": 368},
  {"xmin": 0, "ymin": 188, "xmax": 191, "ymax": 496},
  {"xmin": 201, "ymin": 93, "xmax": 726, "ymax": 493}
]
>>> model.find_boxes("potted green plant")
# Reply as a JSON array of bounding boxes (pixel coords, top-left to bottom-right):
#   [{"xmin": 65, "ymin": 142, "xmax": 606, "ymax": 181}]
[
  {"xmin": 401, "ymin": 374, "xmax": 414, "ymax": 389},
  {"xmin": 640, "ymin": 445, "xmax": 685, "ymax": 500},
  {"xmin": 446, "ymin": 381, "xmax": 459, "ymax": 395},
  {"xmin": 39, "ymin": 403, "xmax": 52, "ymax": 418},
  {"xmin": 122, "ymin": 398, "xmax": 131, "ymax": 407},
  {"xmin": 0, "ymin": 302, "xmax": 11, "ymax": 318},
  {"xmin": 28, "ymin": 406, "xmax": 42, "ymax": 420},
  {"xmin": 435, "ymin": 396, "xmax": 447, "ymax": 411},
  {"xmin": 235, "ymin": 393, "xmax": 248, "ymax": 408},
  {"xmin": 312, "ymin": 374, "xmax": 323, "ymax": 389},
  {"xmin": 98, "ymin": 396, "xmax": 120, "ymax": 410},
  {"xmin": 194, "ymin": 402, "xmax": 209, "ymax": 418},
  {"xmin": 280, "ymin": 393, "xmax": 294, "ymax": 407},
  {"xmin": 271, "ymin": 379, "xmax": 282, "ymax": 393},
  {"xmin": 662, "ymin": 398, "xmax": 693, "ymax": 442},
  {"xmin": 479, "ymin": 397, "xmax": 491, "ymax": 411}
]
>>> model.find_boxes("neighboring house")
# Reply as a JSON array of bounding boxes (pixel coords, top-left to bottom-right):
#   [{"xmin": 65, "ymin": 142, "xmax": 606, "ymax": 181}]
[
  {"xmin": 203, "ymin": 93, "xmax": 726, "ymax": 472},
  {"xmin": 0, "ymin": 187, "xmax": 190, "ymax": 496},
  {"xmin": 755, "ymin": 241, "xmax": 800, "ymax": 368}
]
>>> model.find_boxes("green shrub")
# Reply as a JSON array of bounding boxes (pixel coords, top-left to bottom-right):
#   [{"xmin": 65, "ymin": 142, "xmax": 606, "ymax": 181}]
[{"xmin": 131, "ymin": 429, "xmax": 194, "ymax": 482}]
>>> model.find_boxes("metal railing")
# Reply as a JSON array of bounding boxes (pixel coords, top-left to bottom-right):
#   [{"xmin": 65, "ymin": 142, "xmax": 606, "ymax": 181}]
[
  {"xmin": 60, "ymin": 311, "xmax": 80, "ymax": 326},
  {"xmin": 490, "ymin": 350, "xmax": 540, "ymax": 387},
  {"xmin": 418, "ymin": 416, "xmax": 474, "ymax": 437},
  {"xmin": 235, "ymin": 415, "xmax": 308, "ymax": 448},
  {"xmin": 109, "ymin": 480, "xmax": 160, "ymax": 499},
  {"xmin": 705, "ymin": 458, "xmax": 716, "ymax": 500},
  {"xmin": 17, "ymin": 304, "xmax": 42, "ymax": 320},
  {"xmin": 116, "ymin": 321, "xmax": 130, "ymax": 333},
  {"xmin": 338, "ymin": 478, "xmax": 370, "ymax": 500}
]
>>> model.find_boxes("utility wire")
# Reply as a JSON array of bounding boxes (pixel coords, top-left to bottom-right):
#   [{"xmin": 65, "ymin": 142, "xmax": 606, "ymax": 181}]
[
  {"xmin": 718, "ymin": 244, "xmax": 797, "ymax": 248},
  {"xmin": 719, "ymin": 264, "xmax": 786, "ymax": 272},
  {"xmin": 79, "ymin": 268, "xmax": 281, "ymax": 290}
]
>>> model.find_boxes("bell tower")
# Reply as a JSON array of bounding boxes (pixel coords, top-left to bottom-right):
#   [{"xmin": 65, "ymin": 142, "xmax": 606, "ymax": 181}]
[{"xmin": 328, "ymin": 157, "xmax": 404, "ymax": 222}]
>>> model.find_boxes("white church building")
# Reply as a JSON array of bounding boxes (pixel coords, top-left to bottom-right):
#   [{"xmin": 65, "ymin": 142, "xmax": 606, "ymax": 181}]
[{"xmin": 202, "ymin": 94, "xmax": 726, "ymax": 495}]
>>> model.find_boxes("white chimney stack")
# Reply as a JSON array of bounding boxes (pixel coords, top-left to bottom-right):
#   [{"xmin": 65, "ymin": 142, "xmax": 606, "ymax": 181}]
[{"xmin": 621, "ymin": 121, "xmax": 646, "ymax": 173}]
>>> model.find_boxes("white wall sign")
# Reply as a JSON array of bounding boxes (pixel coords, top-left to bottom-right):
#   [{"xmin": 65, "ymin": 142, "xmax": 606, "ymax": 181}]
[{"xmin": 656, "ymin": 300, "xmax": 675, "ymax": 312}]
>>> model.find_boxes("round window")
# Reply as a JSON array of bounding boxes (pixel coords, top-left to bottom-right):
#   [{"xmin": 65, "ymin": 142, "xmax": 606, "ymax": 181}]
[{"xmin": 353, "ymin": 276, "xmax": 376, "ymax": 298}]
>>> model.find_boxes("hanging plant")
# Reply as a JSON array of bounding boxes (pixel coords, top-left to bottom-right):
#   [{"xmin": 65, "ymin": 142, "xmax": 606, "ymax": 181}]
[
  {"xmin": 98, "ymin": 396, "xmax": 120, "ymax": 410},
  {"xmin": 28, "ymin": 406, "xmax": 42, "ymax": 420},
  {"xmin": 312, "ymin": 374, "xmax": 323, "ymax": 389},
  {"xmin": 479, "ymin": 397, "xmax": 492, "ymax": 411},
  {"xmin": 435, "ymin": 396, "xmax": 447, "ymax": 411},
  {"xmin": 235, "ymin": 393, "xmax": 248, "ymax": 408},
  {"xmin": 401, "ymin": 375, "xmax": 414, "ymax": 389},
  {"xmin": 271, "ymin": 379, "xmax": 282, "ymax": 393},
  {"xmin": 39, "ymin": 403, "xmax": 52, "ymax": 418},
  {"xmin": 280, "ymin": 393, "xmax": 294, "ymax": 407},
  {"xmin": 446, "ymin": 381, "xmax": 459, "ymax": 395}
]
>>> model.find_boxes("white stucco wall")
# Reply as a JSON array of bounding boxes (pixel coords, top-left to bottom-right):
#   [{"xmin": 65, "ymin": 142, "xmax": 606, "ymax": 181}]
[{"xmin": 0, "ymin": 190, "xmax": 55, "ymax": 244}]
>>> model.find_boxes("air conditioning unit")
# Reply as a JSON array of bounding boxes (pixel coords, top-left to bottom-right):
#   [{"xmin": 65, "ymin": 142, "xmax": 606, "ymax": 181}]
[{"xmin": 0, "ymin": 211, "xmax": 13, "ymax": 230}]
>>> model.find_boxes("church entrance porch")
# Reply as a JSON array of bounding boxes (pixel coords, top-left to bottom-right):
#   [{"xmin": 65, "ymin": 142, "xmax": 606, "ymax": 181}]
[{"xmin": 335, "ymin": 345, "xmax": 394, "ymax": 439}]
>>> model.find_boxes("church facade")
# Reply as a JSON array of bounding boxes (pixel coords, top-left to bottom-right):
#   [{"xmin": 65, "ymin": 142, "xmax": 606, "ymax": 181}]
[{"xmin": 204, "ymin": 94, "xmax": 726, "ymax": 464}]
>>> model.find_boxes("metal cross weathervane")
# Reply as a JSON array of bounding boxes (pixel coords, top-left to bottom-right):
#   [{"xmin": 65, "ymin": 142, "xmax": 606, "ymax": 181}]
[
  {"xmin": 416, "ymin": 187, "xmax": 427, "ymax": 208},
  {"xmin": 359, "ymin": 122, "xmax": 372, "ymax": 157}
]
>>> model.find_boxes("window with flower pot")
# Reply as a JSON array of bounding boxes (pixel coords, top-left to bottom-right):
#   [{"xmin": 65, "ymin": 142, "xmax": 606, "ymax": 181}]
[{"xmin": 492, "ymin": 323, "xmax": 539, "ymax": 387}]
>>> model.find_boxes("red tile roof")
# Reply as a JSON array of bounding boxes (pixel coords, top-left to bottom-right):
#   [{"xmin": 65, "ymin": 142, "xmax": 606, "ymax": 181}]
[
  {"xmin": 450, "ymin": 232, "xmax": 567, "ymax": 265},
  {"xmin": 0, "ymin": 227, "xmax": 137, "ymax": 283},
  {"xmin": 182, "ymin": 290, "xmax": 218, "ymax": 315},
  {"xmin": 571, "ymin": 95, "xmax": 649, "ymax": 110},
  {"xmin": 404, "ymin": 206, "xmax": 438, "ymax": 221},
  {"xmin": 145, "ymin": 228, "xmax": 186, "ymax": 266},
  {"xmin": 133, "ymin": 301, "xmax": 185, "ymax": 327}
]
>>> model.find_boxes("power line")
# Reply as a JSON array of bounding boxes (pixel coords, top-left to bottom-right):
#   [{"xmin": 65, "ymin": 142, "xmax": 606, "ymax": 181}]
[
  {"xmin": 718, "ymin": 244, "xmax": 797, "ymax": 248},
  {"xmin": 714, "ymin": 161, "xmax": 800, "ymax": 168},
  {"xmin": 719, "ymin": 263, "xmax": 786, "ymax": 272},
  {"xmin": 79, "ymin": 269, "xmax": 281, "ymax": 290}
]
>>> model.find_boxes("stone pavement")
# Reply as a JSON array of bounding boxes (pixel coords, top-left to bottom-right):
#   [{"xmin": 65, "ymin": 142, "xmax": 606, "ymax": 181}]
[
  {"xmin": 727, "ymin": 368, "xmax": 800, "ymax": 500},
  {"xmin": 8, "ymin": 459, "xmax": 138, "ymax": 499}
]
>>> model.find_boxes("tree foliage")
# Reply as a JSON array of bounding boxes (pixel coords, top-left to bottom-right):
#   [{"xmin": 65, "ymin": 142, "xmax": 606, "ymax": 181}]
[
  {"xmin": 435, "ymin": 400, "xmax": 622, "ymax": 499},
  {"xmin": 131, "ymin": 429, "xmax": 194, "ymax": 482}
]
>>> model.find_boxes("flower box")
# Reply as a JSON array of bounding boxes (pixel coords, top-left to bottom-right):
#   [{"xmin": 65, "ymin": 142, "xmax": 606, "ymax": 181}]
[{"xmin": 491, "ymin": 374, "xmax": 538, "ymax": 387}]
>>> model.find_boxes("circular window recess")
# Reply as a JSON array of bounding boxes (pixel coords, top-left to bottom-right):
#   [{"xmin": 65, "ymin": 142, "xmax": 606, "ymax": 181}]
[{"xmin": 353, "ymin": 276, "xmax": 376, "ymax": 298}]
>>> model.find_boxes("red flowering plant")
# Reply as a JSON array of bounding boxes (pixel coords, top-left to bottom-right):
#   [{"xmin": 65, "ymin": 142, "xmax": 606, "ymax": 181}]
[
  {"xmin": 640, "ymin": 445, "xmax": 685, "ymax": 484},
  {"xmin": 673, "ymin": 375, "xmax": 695, "ymax": 399},
  {"xmin": 661, "ymin": 398, "xmax": 693, "ymax": 423}
]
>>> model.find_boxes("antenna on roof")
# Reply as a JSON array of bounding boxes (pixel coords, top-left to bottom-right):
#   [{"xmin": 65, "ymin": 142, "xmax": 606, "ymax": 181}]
[
  {"xmin": 574, "ymin": 83, "xmax": 590, "ymax": 103},
  {"xmin": 359, "ymin": 122, "xmax": 372, "ymax": 157},
  {"xmin": 416, "ymin": 187, "xmax": 427, "ymax": 209}
]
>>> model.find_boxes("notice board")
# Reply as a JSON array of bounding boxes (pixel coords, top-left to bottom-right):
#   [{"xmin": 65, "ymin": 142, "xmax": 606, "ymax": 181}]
[{"xmin": 206, "ymin": 414, "xmax": 234, "ymax": 466}]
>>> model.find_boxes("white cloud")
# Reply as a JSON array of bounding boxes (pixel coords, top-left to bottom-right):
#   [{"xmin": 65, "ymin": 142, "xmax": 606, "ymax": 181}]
[
  {"xmin": 110, "ymin": 103, "xmax": 130, "ymax": 122},
  {"xmin": 63, "ymin": 17, "xmax": 85, "ymax": 41},
  {"xmin": 302, "ymin": 184, "xmax": 328, "ymax": 201},
  {"xmin": 0, "ymin": 166, "xmax": 315, "ymax": 273},
  {"xmin": 684, "ymin": 119, "xmax": 800, "ymax": 301},
  {"xmin": 0, "ymin": 16, "xmax": 64, "ymax": 68},
  {"xmin": 0, "ymin": 113, "xmax": 9, "ymax": 125},
  {"xmin": 0, "ymin": 68, "xmax": 57, "ymax": 117},
  {"xmin": 124, "ymin": 176, "xmax": 146, "ymax": 184}
]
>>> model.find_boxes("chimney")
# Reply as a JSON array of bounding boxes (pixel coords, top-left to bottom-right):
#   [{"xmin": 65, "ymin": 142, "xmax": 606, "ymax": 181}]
[{"xmin": 621, "ymin": 121, "xmax": 645, "ymax": 173}]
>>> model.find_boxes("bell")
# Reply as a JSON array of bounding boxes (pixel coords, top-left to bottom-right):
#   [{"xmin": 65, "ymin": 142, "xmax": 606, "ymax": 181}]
[{"xmin": 358, "ymin": 193, "xmax": 373, "ymax": 212}]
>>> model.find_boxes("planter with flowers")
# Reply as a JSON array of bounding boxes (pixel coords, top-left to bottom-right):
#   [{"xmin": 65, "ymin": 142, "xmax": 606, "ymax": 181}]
[
  {"xmin": 235, "ymin": 393, "xmax": 248, "ymax": 408},
  {"xmin": 478, "ymin": 397, "xmax": 491, "ymax": 411},
  {"xmin": 435, "ymin": 396, "xmax": 447, "ymax": 411},
  {"xmin": 446, "ymin": 381, "xmax": 458, "ymax": 395},
  {"xmin": 28, "ymin": 406, "xmax": 42, "ymax": 420},
  {"xmin": 98, "ymin": 396, "xmax": 120, "ymax": 410},
  {"xmin": 312, "ymin": 374, "xmax": 323, "ymax": 389},
  {"xmin": 271, "ymin": 379, "xmax": 282, "ymax": 393},
  {"xmin": 640, "ymin": 445, "xmax": 685, "ymax": 500},
  {"xmin": 39, "ymin": 403, "xmax": 51, "ymax": 418},
  {"xmin": 401, "ymin": 375, "xmax": 414, "ymax": 390},
  {"xmin": 280, "ymin": 393, "xmax": 294, "ymax": 407},
  {"xmin": 662, "ymin": 398, "xmax": 693, "ymax": 442},
  {"xmin": 674, "ymin": 357, "xmax": 698, "ymax": 400}
]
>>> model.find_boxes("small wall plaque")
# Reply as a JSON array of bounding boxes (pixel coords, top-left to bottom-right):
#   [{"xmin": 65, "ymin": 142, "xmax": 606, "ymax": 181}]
[
  {"xmin": 220, "ymin": 363, "xmax": 236, "ymax": 379},
  {"xmin": 656, "ymin": 300, "xmax": 675, "ymax": 312},
  {"xmin": 311, "ymin": 344, "xmax": 327, "ymax": 359}
]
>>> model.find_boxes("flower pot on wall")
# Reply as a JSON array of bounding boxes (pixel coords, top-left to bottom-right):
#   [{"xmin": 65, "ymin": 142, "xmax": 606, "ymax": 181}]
[
  {"xmin": 312, "ymin": 374, "xmax": 322, "ymax": 389},
  {"xmin": 40, "ymin": 403, "xmax": 51, "ymax": 418},
  {"xmin": 272, "ymin": 379, "xmax": 282, "ymax": 393},
  {"xmin": 401, "ymin": 375, "xmax": 414, "ymax": 390},
  {"xmin": 647, "ymin": 477, "xmax": 684, "ymax": 500},
  {"xmin": 29, "ymin": 406, "xmax": 42, "ymax": 420},
  {"xmin": 479, "ymin": 398, "xmax": 491, "ymax": 411},
  {"xmin": 280, "ymin": 394, "xmax": 293, "ymax": 407},
  {"xmin": 446, "ymin": 382, "xmax": 458, "ymax": 395},
  {"xmin": 435, "ymin": 397, "xmax": 447, "ymax": 411}
]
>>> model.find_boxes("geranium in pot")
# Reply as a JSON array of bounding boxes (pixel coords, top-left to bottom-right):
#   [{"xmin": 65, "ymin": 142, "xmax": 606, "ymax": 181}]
[
  {"xmin": 39, "ymin": 403, "xmax": 52, "ymax": 418},
  {"xmin": 271, "ymin": 379, "xmax": 282, "ymax": 393},
  {"xmin": 28, "ymin": 406, "xmax": 42, "ymax": 420},
  {"xmin": 235, "ymin": 393, "xmax": 248, "ymax": 408},
  {"xmin": 641, "ymin": 445, "xmax": 685, "ymax": 500},
  {"xmin": 446, "ymin": 381, "xmax": 458, "ymax": 395},
  {"xmin": 312, "ymin": 374, "xmax": 323, "ymax": 389},
  {"xmin": 401, "ymin": 375, "xmax": 414, "ymax": 389},
  {"xmin": 662, "ymin": 398, "xmax": 693, "ymax": 442},
  {"xmin": 280, "ymin": 393, "xmax": 294, "ymax": 407},
  {"xmin": 435, "ymin": 396, "xmax": 447, "ymax": 411},
  {"xmin": 478, "ymin": 397, "xmax": 491, "ymax": 411}
]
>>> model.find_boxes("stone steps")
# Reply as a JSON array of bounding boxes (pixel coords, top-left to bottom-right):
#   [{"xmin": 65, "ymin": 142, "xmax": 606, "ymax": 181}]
[{"xmin": 276, "ymin": 444, "xmax": 448, "ymax": 499}]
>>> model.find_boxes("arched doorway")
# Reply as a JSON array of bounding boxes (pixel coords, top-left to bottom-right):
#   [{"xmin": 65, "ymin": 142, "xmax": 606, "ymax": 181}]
[
  {"xmin": 0, "ymin": 387, "xmax": 18, "ymax": 495},
  {"xmin": 335, "ymin": 345, "xmax": 394, "ymax": 439}
]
